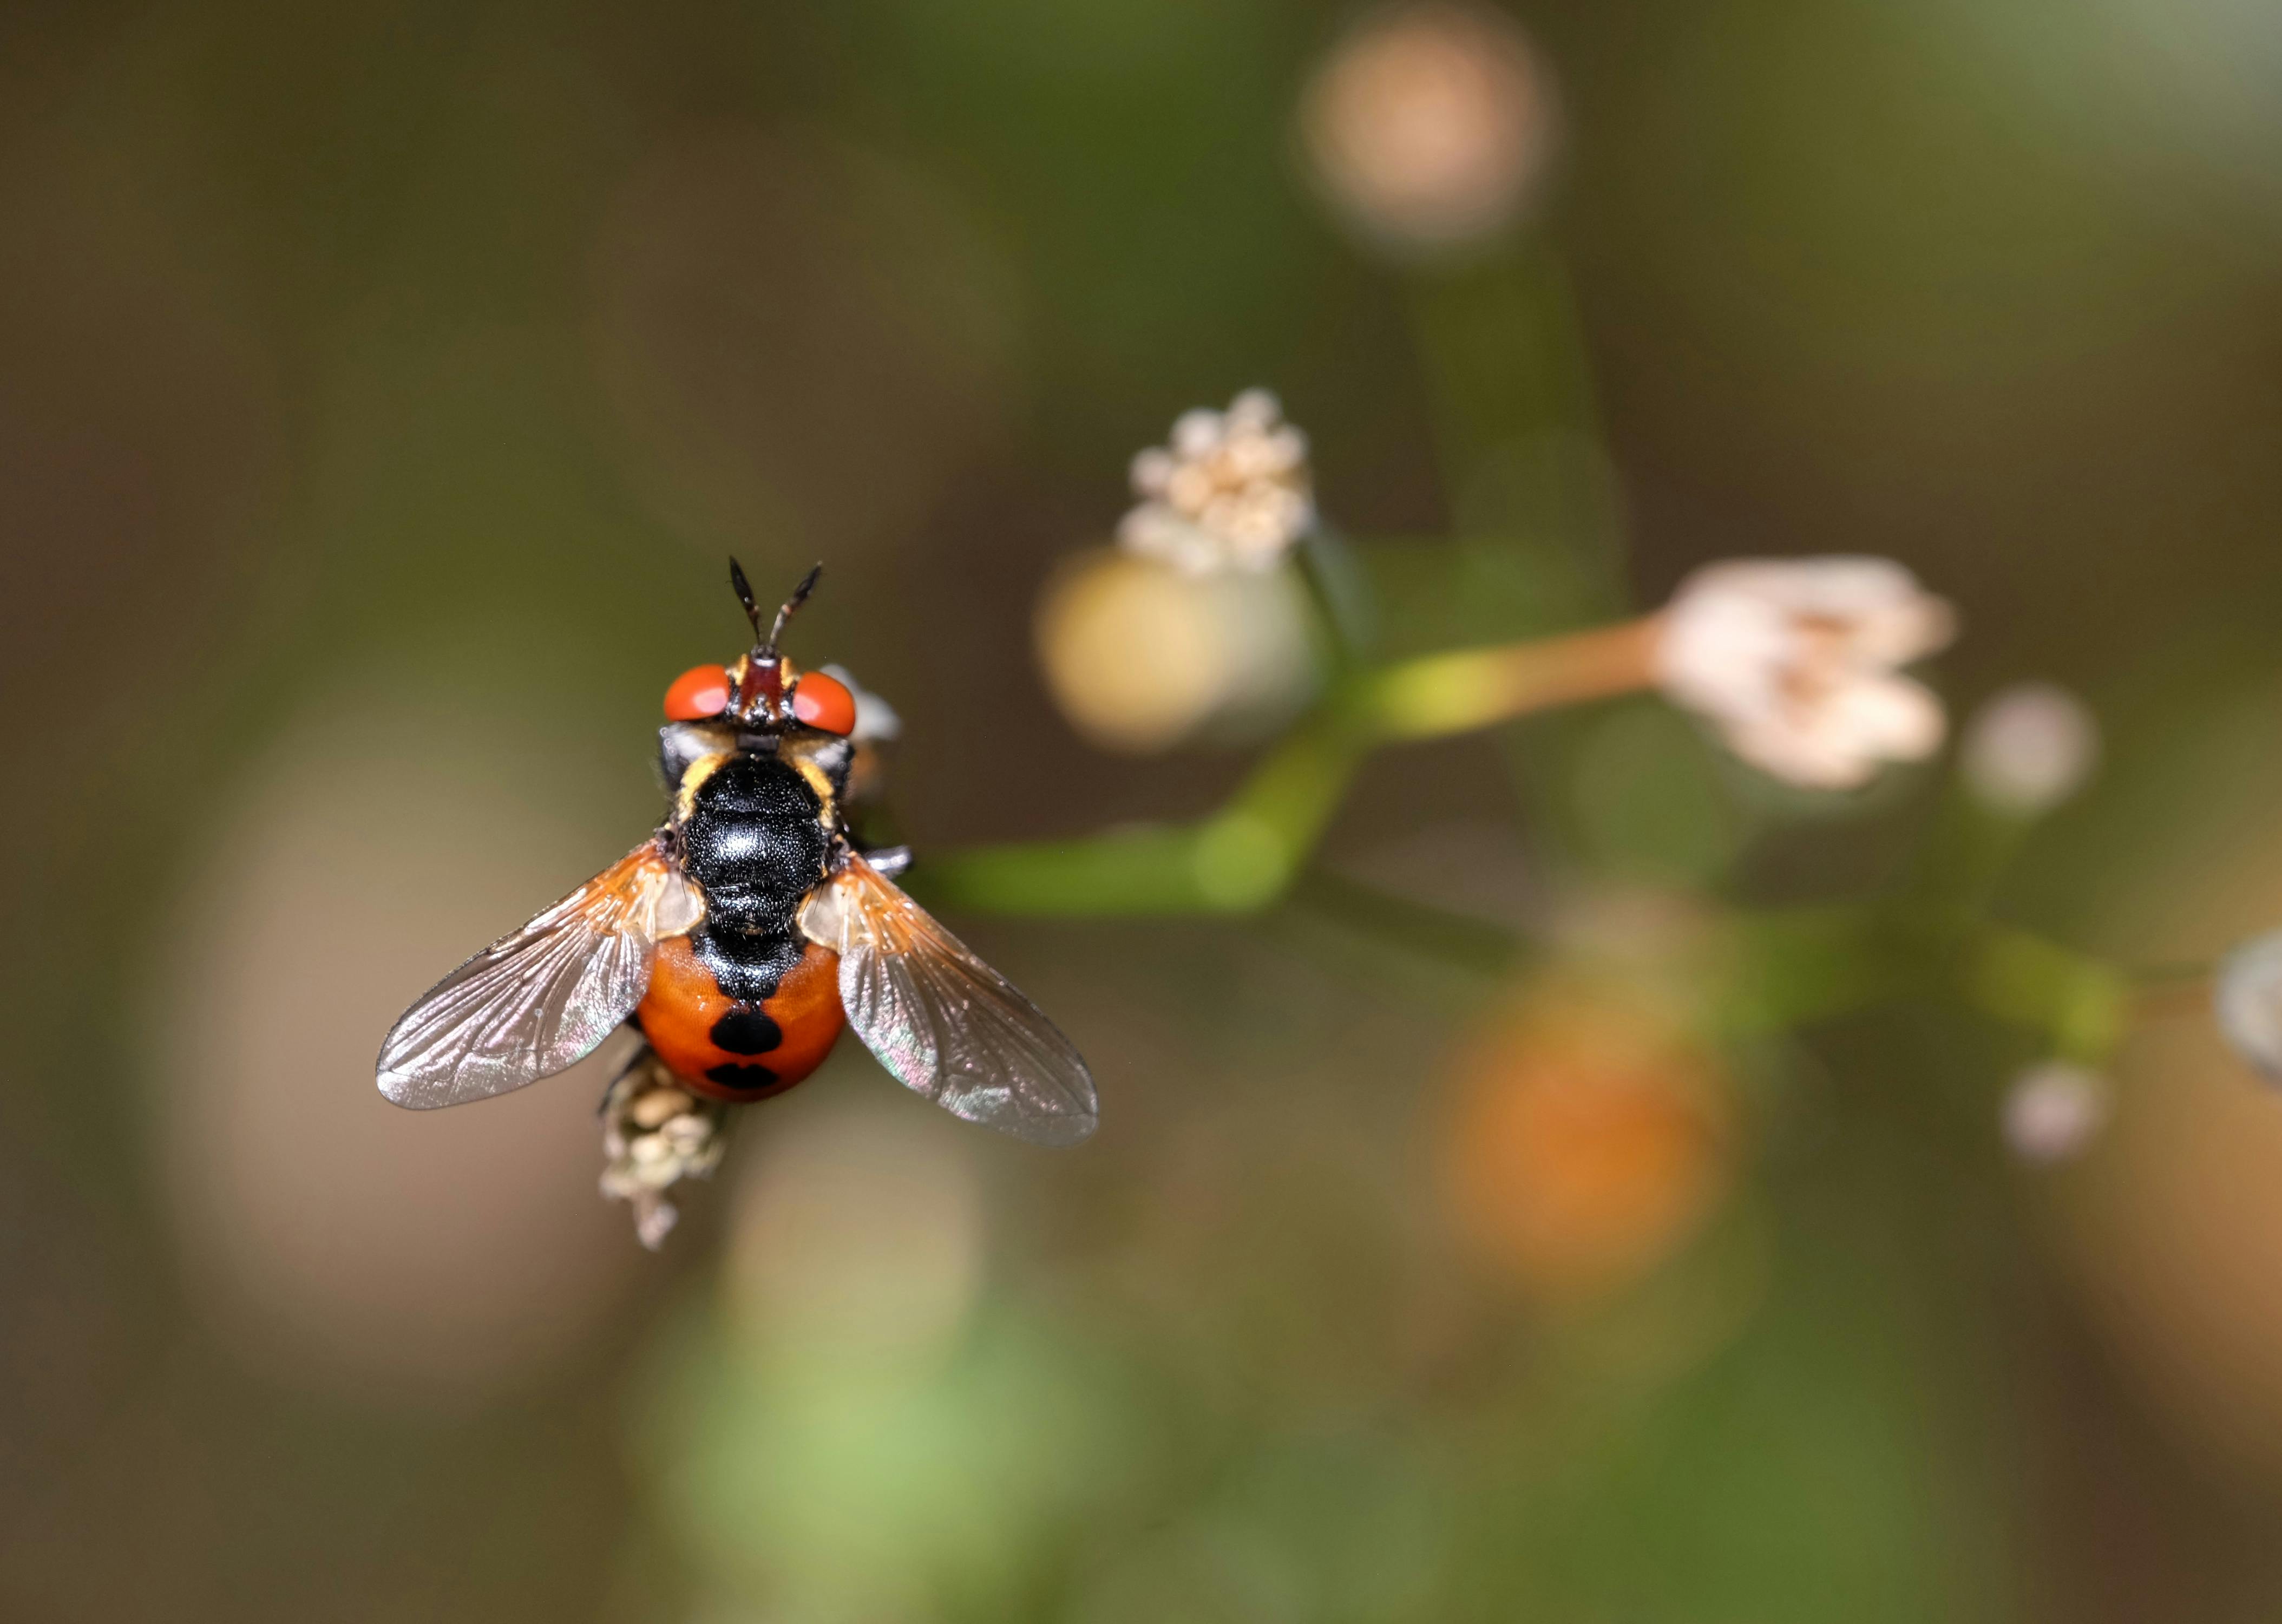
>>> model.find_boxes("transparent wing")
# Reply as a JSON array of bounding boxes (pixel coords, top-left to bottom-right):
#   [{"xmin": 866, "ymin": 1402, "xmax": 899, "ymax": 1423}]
[
  {"xmin": 817, "ymin": 854, "xmax": 1098, "ymax": 1145},
  {"xmin": 377, "ymin": 837, "xmax": 704, "ymax": 1110}
]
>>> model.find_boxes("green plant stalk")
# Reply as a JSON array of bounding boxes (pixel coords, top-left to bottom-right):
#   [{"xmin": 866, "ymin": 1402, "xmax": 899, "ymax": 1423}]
[
  {"xmin": 1721, "ymin": 906, "xmax": 1896, "ymax": 1034},
  {"xmin": 909, "ymin": 712, "xmax": 1374, "ymax": 917},
  {"xmin": 1350, "ymin": 619, "xmax": 1661, "ymax": 739},
  {"xmin": 912, "ymin": 620, "xmax": 1656, "ymax": 916},
  {"xmin": 1962, "ymin": 921, "xmax": 2131, "ymax": 1062},
  {"xmin": 1726, "ymin": 908, "xmax": 2129, "ymax": 1059}
]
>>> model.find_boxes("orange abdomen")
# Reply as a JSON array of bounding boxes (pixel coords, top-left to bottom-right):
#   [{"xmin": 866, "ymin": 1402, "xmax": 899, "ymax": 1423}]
[{"xmin": 636, "ymin": 934, "xmax": 847, "ymax": 1102}]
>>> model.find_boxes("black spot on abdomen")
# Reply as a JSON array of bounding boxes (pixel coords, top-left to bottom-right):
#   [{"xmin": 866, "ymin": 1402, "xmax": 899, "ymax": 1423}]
[
  {"xmin": 706, "ymin": 1061, "xmax": 779, "ymax": 1091},
  {"xmin": 710, "ymin": 1010, "xmax": 783, "ymax": 1055}
]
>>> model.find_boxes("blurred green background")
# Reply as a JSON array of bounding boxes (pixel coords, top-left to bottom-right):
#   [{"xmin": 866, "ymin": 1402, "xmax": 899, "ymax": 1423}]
[{"xmin": 9, "ymin": 0, "xmax": 2282, "ymax": 1619}]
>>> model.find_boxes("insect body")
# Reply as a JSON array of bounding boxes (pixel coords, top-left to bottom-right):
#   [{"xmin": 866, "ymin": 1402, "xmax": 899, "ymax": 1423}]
[
  {"xmin": 644, "ymin": 747, "xmax": 843, "ymax": 1101},
  {"xmin": 376, "ymin": 562, "xmax": 1097, "ymax": 1241}
]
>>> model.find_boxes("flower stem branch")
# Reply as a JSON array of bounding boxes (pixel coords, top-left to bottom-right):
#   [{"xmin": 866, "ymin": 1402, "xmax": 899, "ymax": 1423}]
[
  {"xmin": 1959, "ymin": 922, "xmax": 2130, "ymax": 1062},
  {"xmin": 1347, "ymin": 616, "xmax": 1661, "ymax": 739},
  {"xmin": 911, "ymin": 619, "xmax": 1660, "ymax": 916}
]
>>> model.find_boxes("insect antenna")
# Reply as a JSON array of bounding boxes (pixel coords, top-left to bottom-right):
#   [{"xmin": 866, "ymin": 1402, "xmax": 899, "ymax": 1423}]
[
  {"xmin": 727, "ymin": 556, "xmax": 766, "ymax": 643},
  {"xmin": 765, "ymin": 563, "xmax": 824, "ymax": 653}
]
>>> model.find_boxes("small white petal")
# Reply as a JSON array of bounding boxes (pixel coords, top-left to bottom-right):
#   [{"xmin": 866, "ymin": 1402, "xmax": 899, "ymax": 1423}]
[
  {"xmin": 1829, "ymin": 676, "xmax": 1947, "ymax": 761},
  {"xmin": 1755, "ymin": 555, "xmax": 1918, "ymax": 619},
  {"xmin": 1170, "ymin": 408, "xmax": 1223, "ymax": 459},
  {"xmin": 1130, "ymin": 446, "xmax": 1176, "ymax": 496},
  {"xmin": 1723, "ymin": 714, "xmax": 1880, "ymax": 789},
  {"xmin": 1854, "ymin": 594, "xmax": 1959, "ymax": 667},
  {"xmin": 1228, "ymin": 387, "xmax": 1281, "ymax": 428},
  {"xmin": 1222, "ymin": 434, "xmax": 1278, "ymax": 482},
  {"xmin": 1655, "ymin": 578, "xmax": 1791, "ymax": 717},
  {"xmin": 1166, "ymin": 463, "xmax": 1217, "ymax": 515}
]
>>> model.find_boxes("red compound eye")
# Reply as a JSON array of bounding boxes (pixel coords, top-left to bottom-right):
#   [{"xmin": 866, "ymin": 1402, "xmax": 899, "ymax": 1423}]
[
  {"xmin": 792, "ymin": 670, "xmax": 856, "ymax": 735},
  {"xmin": 664, "ymin": 663, "xmax": 732, "ymax": 721}
]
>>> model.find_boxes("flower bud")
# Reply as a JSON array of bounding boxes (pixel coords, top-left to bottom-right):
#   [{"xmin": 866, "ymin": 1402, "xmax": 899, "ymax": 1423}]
[
  {"xmin": 2217, "ymin": 929, "xmax": 2282, "ymax": 1082},
  {"xmin": 1034, "ymin": 548, "xmax": 1319, "ymax": 754},
  {"xmin": 1299, "ymin": 1, "xmax": 1559, "ymax": 253},
  {"xmin": 1960, "ymin": 682, "xmax": 2100, "ymax": 817},
  {"xmin": 2002, "ymin": 1062, "xmax": 2110, "ymax": 1164}
]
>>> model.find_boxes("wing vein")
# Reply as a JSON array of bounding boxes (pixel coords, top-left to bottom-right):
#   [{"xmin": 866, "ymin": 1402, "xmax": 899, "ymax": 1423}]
[{"xmin": 375, "ymin": 839, "xmax": 687, "ymax": 1110}]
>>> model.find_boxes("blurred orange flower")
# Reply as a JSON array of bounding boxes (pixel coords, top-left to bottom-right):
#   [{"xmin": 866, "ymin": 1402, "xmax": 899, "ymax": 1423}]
[{"xmin": 1441, "ymin": 981, "xmax": 1732, "ymax": 1301}]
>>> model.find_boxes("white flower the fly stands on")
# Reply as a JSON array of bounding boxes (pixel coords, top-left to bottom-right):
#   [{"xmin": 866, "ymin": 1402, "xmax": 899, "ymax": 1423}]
[
  {"xmin": 1655, "ymin": 557, "xmax": 1957, "ymax": 790},
  {"xmin": 599, "ymin": 1049, "xmax": 730, "ymax": 1250},
  {"xmin": 1119, "ymin": 389, "xmax": 1316, "ymax": 575}
]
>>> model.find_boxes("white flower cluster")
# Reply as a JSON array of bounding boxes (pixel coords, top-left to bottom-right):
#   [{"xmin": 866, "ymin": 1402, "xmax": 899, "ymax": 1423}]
[
  {"xmin": 1656, "ymin": 556, "xmax": 1957, "ymax": 790},
  {"xmin": 1119, "ymin": 389, "xmax": 1315, "ymax": 575},
  {"xmin": 600, "ymin": 1052, "xmax": 730, "ymax": 1249}
]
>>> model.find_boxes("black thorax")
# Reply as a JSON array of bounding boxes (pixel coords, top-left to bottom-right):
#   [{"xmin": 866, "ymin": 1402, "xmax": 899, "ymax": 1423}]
[{"xmin": 676, "ymin": 750, "xmax": 832, "ymax": 1003}]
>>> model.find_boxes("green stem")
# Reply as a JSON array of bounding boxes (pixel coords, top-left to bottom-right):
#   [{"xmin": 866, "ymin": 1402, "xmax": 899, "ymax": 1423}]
[
  {"xmin": 910, "ymin": 711, "xmax": 1373, "ymax": 918},
  {"xmin": 1960, "ymin": 921, "xmax": 2130, "ymax": 1063},
  {"xmin": 1722, "ymin": 906, "xmax": 1896, "ymax": 1034},
  {"xmin": 914, "ymin": 618, "xmax": 1656, "ymax": 918},
  {"xmin": 1346, "ymin": 618, "xmax": 1660, "ymax": 740}
]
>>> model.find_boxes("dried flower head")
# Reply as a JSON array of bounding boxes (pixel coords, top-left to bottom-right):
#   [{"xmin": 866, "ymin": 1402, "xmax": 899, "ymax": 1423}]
[
  {"xmin": 600, "ymin": 1049, "xmax": 730, "ymax": 1248},
  {"xmin": 2003, "ymin": 1062, "xmax": 2110, "ymax": 1164},
  {"xmin": 2217, "ymin": 929, "xmax": 2282, "ymax": 1082},
  {"xmin": 1300, "ymin": 1, "xmax": 1559, "ymax": 252},
  {"xmin": 1118, "ymin": 389, "xmax": 1315, "ymax": 576},
  {"xmin": 1656, "ymin": 556, "xmax": 1957, "ymax": 790},
  {"xmin": 1960, "ymin": 681, "xmax": 2100, "ymax": 817}
]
